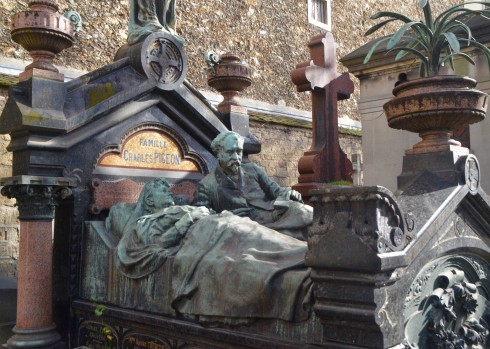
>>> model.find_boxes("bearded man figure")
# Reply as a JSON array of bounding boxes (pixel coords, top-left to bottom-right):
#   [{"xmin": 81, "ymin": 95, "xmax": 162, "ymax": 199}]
[{"xmin": 194, "ymin": 131, "xmax": 313, "ymax": 240}]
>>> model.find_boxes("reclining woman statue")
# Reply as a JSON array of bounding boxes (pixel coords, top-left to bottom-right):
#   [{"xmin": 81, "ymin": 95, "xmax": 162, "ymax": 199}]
[{"xmin": 110, "ymin": 178, "xmax": 312, "ymax": 324}]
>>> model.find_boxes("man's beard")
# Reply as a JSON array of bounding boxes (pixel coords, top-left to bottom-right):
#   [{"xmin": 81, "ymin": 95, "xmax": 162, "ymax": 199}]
[{"xmin": 227, "ymin": 161, "xmax": 241, "ymax": 174}]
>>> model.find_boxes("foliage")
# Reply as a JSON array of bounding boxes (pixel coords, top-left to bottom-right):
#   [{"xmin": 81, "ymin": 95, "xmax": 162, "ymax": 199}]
[
  {"xmin": 93, "ymin": 302, "xmax": 114, "ymax": 349},
  {"xmin": 326, "ymin": 180, "xmax": 353, "ymax": 186},
  {"xmin": 426, "ymin": 280, "xmax": 488, "ymax": 348},
  {"xmin": 364, "ymin": 0, "xmax": 490, "ymax": 77}
]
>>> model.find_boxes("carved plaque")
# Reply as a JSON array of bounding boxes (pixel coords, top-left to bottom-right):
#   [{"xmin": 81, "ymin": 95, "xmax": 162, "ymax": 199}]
[
  {"xmin": 98, "ymin": 130, "xmax": 200, "ymax": 173},
  {"xmin": 78, "ymin": 321, "xmax": 118, "ymax": 349},
  {"xmin": 122, "ymin": 333, "xmax": 171, "ymax": 349}
]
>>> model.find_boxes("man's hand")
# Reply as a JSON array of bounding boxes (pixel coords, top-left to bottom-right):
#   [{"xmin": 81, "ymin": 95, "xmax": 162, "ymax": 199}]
[
  {"xmin": 189, "ymin": 206, "xmax": 211, "ymax": 221},
  {"xmin": 288, "ymin": 190, "xmax": 303, "ymax": 203}
]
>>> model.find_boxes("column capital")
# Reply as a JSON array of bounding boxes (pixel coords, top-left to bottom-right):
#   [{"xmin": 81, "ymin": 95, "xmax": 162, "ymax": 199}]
[{"xmin": 0, "ymin": 176, "xmax": 77, "ymax": 221}]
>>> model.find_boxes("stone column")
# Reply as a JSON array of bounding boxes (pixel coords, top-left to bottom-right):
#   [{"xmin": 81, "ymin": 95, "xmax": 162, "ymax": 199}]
[{"xmin": 0, "ymin": 176, "xmax": 75, "ymax": 349}]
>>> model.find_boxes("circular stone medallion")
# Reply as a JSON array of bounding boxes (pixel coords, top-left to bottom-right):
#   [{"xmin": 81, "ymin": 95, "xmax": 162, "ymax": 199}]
[
  {"xmin": 141, "ymin": 32, "xmax": 187, "ymax": 90},
  {"xmin": 464, "ymin": 154, "xmax": 480, "ymax": 195}
]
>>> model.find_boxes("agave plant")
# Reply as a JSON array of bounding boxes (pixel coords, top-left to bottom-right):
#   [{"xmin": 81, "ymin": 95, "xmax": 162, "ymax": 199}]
[{"xmin": 364, "ymin": 0, "xmax": 490, "ymax": 77}]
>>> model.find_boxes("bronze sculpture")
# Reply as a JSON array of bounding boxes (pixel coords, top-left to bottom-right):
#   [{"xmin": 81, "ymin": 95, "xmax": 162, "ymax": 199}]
[
  {"xmin": 194, "ymin": 131, "xmax": 313, "ymax": 240},
  {"xmin": 109, "ymin": 177, "xmax": 312, "ymax": 323},
  {"xmin": 128, "ymin": 0, "xmax": 181, "ymax": 44}
]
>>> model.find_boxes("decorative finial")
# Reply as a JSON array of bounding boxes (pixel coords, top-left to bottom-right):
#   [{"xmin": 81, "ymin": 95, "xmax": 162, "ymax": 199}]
[
  {"xmin": 11, "ymin": 0, "xmax": 74, "ymax": 81},
  {"xmin": 206, "ymin": 52, "xmax": 252, "ymax": 114}
]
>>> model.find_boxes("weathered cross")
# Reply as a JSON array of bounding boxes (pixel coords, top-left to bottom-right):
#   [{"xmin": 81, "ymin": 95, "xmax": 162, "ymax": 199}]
[{"xmin": 291, "ymin": 32, "xmax": 354, "ymax": 201}]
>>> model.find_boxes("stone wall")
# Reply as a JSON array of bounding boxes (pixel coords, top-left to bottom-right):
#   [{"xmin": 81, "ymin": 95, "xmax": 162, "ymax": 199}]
[
  {"xmin": 249, "ymin": 120, "xmax": 362, "ymax": 188},
  {"xmin": 0, "ymin": 87, "xmax": 18, "ymax": 278},
  {"xmin": 0, "ymin": 0, "xmax": 459, "ymax": 119}
]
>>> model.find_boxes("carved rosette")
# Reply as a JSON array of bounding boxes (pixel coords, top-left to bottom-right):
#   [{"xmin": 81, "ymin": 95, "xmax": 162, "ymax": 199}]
[{"xmin": 140, "ymin": 32, "xmax": 187, "ymax": 90}]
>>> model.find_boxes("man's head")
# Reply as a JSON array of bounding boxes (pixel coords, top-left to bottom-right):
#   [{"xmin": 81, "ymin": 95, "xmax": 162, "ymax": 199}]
[
  {"xmin": 211, "ymin": 131, "xmax": 244, "ymax": 175},
  {"xmin": 139, "ymin": 178, "xmax": 175, "ymax": 214}
]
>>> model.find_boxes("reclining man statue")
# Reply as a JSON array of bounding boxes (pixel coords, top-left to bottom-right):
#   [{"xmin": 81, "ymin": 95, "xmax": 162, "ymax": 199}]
[{"xmin": 193, "ymin": 131, "xmax": 313, "ymax": 240}]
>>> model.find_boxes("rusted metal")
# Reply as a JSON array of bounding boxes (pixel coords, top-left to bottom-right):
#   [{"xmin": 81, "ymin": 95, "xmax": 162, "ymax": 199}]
[
  {"xmin": 291, "ymin": 33, "xmax": 354, "ymax": 202},
  {"xmin": 207, "ymin": 52, "xmax": 252, "ymax": 114},
  {"xmin": 384, "ymin": 75, "xmax": 488, "ymax": 154},
  {"xmin": 11, "ymin": 0, "xmax": 74, "ymax": 81}
]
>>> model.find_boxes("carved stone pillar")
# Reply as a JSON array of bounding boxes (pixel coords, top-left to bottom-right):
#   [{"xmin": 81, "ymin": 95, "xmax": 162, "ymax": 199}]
[
  {"xmin": 307, "ymin": 186, "xmax": 409, "ymax": 348},
  {"xmin": 0, "ymin": 176, "xmax": 75, "ymax": 349}
]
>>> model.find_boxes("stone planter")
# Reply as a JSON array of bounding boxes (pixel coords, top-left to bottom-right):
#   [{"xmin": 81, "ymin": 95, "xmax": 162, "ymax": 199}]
[
  {"xmin": 11, "ymin": 0, "xmax": 74, "ymax": 80},
  {"xmin": 383, "ymin": 75, "xmax": 488, "ymax": 154},
  {"xmin": 207, "ymin": 53, "xmax": 252, "ymax": 113}
]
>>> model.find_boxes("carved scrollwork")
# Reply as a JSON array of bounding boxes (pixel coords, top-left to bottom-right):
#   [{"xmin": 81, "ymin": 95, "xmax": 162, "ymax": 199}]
[
  {"xmin": 321, "ymin": 186, "xmax": 407, "ymax": 253},
  {"xmin": 426, "ymin": 271, "xmax": 488, "ymax": 348},
  {"xmin": 464, "ymin": 155, "xmax": 480, "ymax": 195},
  {"xmin": 404, "ymin": 255, "xmax": 490, "ymax": 349},
  {"xmin": 455, "ymin": 217, "xmax": 465, "ymax": 238},
  {"xmin": 1, "ymin": 184, "xmax": 73, "ymax": 221}
]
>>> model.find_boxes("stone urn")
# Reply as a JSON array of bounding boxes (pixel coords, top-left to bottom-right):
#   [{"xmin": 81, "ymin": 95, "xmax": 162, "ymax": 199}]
[
  {"xmin": 207, "ymin": 52, "xmax": 252, "ymax": 113},
  {"xmin": 11, "ymin": 0, "xmax": 74, "ymax": 77},
  {"xmin": 383, "ymin": 75, "xmax": 488, "ymax": 154}
]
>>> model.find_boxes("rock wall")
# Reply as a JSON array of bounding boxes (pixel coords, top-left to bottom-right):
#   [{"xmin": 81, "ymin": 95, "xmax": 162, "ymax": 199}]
[{"xmin": 0, "ymin": 0, "xmax": 459, "ymax": 116}]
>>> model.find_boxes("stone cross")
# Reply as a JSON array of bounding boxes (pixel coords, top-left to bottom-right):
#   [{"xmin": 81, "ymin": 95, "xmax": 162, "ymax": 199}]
[{"xmin": 291, "ymin": 32, "xmax": 354, "ymax": 201}]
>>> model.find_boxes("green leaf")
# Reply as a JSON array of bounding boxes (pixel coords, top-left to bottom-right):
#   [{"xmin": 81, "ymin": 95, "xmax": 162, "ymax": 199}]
[
  {"xmin": 435, "ymin": 6, "xmax": 480, "ymax": 28},
  {"xmin": 387, "ymin": 22, "xmax": 420, "ymax": 49},
  {"xmin": 442, "ymin": 52, "xmax": 476, "ymax": 67},
  {"xmin": 418, "ymin": 0, "xmax": 428, "ymax": 9},
  {"xmin": 467, "ymin": 39, "xmax": 490, "ymax": 72},
  {"xmin": 371, "ymin": 11, "xmax": 414, "ymax": 24},
  {"xmin": 388, "ymin": 46, "xmax": 429, "ymax": 66},
  {"xmin": 442, "ymin": 46, "xmax": 455, "ymax": 71},
  {"xmin": 364, "ymin": 19, "xmax": 397, "ymax": 36},
  {"xmin": 421, "ymin": 0, "xmax": 433, "ymax": 29},
  {"xmin": 95, "ymin": 305, "xmax": 106, "ymax": 317},
  {"xmin": 363, "ymin": 37, "xmax": 390, "ymax": 64},
  {"xmin": 394, "ymin": 39, "xmax": 423, "ymax": 61},
  {"xmin": 443, "ymin": 32, "xmax": 461, "ymax": 53}
]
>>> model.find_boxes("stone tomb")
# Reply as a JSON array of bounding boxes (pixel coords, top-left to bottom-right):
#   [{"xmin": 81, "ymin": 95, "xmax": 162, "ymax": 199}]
[{"xmin": 3, "ymin": 29, "xmax": 490, "ymax": 349}]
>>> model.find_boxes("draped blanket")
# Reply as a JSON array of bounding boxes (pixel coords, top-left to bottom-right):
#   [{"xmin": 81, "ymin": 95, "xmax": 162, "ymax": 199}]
[
  {"xmin": 171, "ymin": 212, "xmax": 312, "ymax": 322},
  {"xmin": 116, "ymin": 208, "xmax": 312, "ymax": 323}
]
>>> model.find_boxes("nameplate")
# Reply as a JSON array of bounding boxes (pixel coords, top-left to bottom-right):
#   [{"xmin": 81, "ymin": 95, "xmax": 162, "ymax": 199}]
[
  {"xmin": 98, "ymin": 130, "xmax": 200, "ymax": 172},
  {"xmin": 123, "ymin": 333, "xmax": 169, "ymax": 349},
  {"xmin": 78, "ymin": 321, "xmax": 118, "ymax": 349}
]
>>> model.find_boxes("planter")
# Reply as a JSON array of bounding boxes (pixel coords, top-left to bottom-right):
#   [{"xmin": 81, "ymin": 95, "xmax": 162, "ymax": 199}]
[
  {"xmin": 383, "ymin": 75, "xmax": 488, "ymax": 154},
  {"xmin": 11, "ymin": 0, "xmax": 74, "ymax": 75},
  {"xmin": 207, "ymin": 53, "xmax": 252, "ymax": 113}
]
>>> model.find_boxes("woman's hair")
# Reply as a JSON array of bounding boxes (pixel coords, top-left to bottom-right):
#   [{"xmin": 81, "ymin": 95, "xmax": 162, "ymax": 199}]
[{"xmin": 133, "ymin": 178, "xmax": 171, "ymax": 216}]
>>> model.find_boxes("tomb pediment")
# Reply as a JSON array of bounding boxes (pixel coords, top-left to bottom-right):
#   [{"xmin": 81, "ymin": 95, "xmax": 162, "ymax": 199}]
[{"xmin": 0, "ymin": 33, "xmax": 260, "ymax": 180}]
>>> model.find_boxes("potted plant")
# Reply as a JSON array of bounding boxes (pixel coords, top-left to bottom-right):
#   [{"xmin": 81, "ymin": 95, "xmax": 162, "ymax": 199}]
[{"xmin": 364, "ymin": 0, "xmax": 490, "ymax": 154}]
